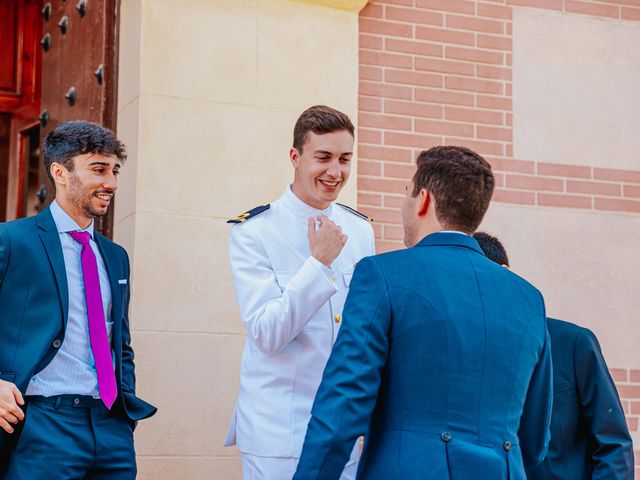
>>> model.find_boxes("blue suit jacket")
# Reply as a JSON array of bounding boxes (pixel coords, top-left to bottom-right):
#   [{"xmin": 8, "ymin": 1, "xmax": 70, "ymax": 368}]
[
  {"xmin": 526, "ymin": 318, "xmax": 634, "ymax": 479},
  {"xmin": 0, "ymin": 208, "xmax": 156, "ymax": 465},
  {"xmin": 294, "ymin": 233, "xmax": 552, "ymax": 480}
]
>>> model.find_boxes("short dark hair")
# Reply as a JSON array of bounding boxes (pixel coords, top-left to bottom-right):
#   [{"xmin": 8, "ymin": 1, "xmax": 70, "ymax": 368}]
[
  {"xmin": 412, "ymin": 146, "xmax": 494, "ymax": 233},
  {"xmin": 43, "ymin": 121, "xmax": 127, "ymax": 183},
  {"xmin": 473, "ymin": 231, "xmax": 510, "ymax": 267},
  {"xmin": 293, "ymin": 105, "xmax": 354, "ymax": 153}
]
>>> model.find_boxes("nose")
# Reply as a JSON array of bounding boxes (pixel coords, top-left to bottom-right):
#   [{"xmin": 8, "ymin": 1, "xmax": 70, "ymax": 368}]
[
  {"xmin": 103, "ymin": 171, "xmax": 118, "ymax": 191},
  {"xmin": 326, "ymin": 159, "xmax": 340, "ymax": 178}
]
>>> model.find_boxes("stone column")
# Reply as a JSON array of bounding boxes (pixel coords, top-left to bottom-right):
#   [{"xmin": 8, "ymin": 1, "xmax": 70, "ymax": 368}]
[{"xmin": 115, "ymin": 0, "xmax": 367, "ymax": 477}]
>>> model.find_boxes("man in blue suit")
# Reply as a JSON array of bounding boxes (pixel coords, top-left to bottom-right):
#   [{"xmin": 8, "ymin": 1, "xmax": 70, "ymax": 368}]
[
  {"xmin": 0, "ymin": 121, "xmax": 156, "ymax": 478},
  {"xmin": 473, "ymin": 231, "xmax": 634, "ymax": 479},
  {"xmin": 293, "ymin": 145, "xmax": 553, "ymax": 480}
]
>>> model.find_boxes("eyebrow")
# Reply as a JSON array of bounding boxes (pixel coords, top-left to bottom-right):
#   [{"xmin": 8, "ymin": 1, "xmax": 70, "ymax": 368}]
[
  {"xmin": 88, "ymin": 161, "xmax": 119, "ymax": 168},
  {"xmin": 314, "ymin": 150, "xmax": 353, "ymax": 156}
]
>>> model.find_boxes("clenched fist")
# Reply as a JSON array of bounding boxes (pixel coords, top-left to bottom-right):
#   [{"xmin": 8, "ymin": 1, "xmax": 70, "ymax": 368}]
[{"xmin": 308, "ymin": 216, "xmax": 347, "ymax": 267}]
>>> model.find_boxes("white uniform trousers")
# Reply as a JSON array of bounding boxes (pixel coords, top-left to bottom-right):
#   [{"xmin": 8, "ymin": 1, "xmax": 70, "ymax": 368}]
[{"xmin": 241, "ymin": 454, "xmax": 358, "ymax": 480}]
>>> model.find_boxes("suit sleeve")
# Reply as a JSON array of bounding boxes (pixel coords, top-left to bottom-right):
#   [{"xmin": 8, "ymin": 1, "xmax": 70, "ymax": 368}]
[
  {"xmin": 518, "ymin": 314, "xmax": 553, "ymax": 467},
  {"xmin": 228, "ymin": 224, "xmax": 338, "ymax": 356},
  {"xmin": 293, "ymin": 256, "xmax": 391, "ymax": 480},
  {"xmin": 0, "ymin": 224, "xmax": 9, "ymax": 288},
  {"xmin": 119, "ymin": 249, "xmax": 136, "ymax": 394},
  {"xmin": 574, "ymin": 329, "xmax": 634, "ymax": 479}
]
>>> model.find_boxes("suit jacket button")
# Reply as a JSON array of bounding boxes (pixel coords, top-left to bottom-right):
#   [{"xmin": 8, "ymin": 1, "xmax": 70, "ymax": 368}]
[
  {"xmin": 441, "ymin": 432, "xmax": 452, "ymax": 443},
  {"xmin": 503, "ymin": 441, "xmax": 512, "ymax": 451},
  {"xmin": 52, "ymin": 339, "xmax": 62, "ymax": 348}
]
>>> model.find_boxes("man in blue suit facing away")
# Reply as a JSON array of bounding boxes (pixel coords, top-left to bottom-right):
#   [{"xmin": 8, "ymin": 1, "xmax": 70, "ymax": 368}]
[
  {"xmin": 0, "ymin": 121, "xmax": 156, "ymax": 478},
  {"xmin": 294, "ymin": 145, "xmax": 553, "ymax": 480},
  {"xmin": 473, "ymin": 231, "xmax": 634, "ymax": 480}
]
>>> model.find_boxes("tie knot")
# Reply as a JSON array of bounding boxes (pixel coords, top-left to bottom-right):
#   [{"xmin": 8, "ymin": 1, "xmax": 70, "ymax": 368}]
[{"xmin": 69, "ymin": 230, "xmax": 91, "ymax": 245}]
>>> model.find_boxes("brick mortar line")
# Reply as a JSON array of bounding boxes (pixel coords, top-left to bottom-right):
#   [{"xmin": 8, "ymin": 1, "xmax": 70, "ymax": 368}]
[
  {"xmin": 366, "ymin": 2, "xmax": 640, "ymax": 23},
  {"xmin": 498, "ymin": 188, "xmax": 633, "ymax": 198},
  {"xmin": 361, "ymin": 116, "xmax": 512, "ymax": 127},
  {"xmin": 361, "ymin": 66, "xmax": 515, "ymax": 78},
  {"xmin": 359, "ymin": 47, "xmax": 516, "ymax": 60},
  {"xmin": 359, "ymin": 172, "xmax": 640, "ymax": 193},
  {"xmin": 359, "ymin": 31, "xmax": 515, "ymax": 43},
  {"xmin": 364, "ymin": 17, "xmax": 512, "ymax": 28},
  {"xmin": 358, "ymin": 92, "xmax": 515, "ymax": 103},
  {"xmin": 503, "ymin": 184, "xmax": 626, "ymax": 195}
]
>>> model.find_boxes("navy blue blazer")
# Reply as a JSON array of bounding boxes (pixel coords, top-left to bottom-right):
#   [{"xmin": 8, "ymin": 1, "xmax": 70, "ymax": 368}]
[
  {"xmin": 294, "ymin": 233, "xmax": 552, "ymax": 480},
  {"xmin": 526, "ymin": 318, "xmax": 634, "ymax": 479},
  {"xmin": 0, "ymin": 208, "xmax": 156, "ymax": 463}
]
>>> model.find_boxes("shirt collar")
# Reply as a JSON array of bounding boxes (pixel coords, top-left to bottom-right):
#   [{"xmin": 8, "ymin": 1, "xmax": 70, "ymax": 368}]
[
  {"xmin": 49, "ymin": 200, "xmax": 95, "ymax": 238},
  {"xmin": 282, "ymin": 185, "xmax": 333, "ymax": 218},
  {"xmin": 415, "ymin": 231, "xmax": 483, "ymax": 254}
]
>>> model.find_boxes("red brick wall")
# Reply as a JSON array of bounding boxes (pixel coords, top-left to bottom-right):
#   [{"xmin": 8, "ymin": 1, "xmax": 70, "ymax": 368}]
[
  {"xmin": 357, "ymin": 0, "xmax": 640, "ymax": 473},
  {"xmin": 613, "ymin": 368, "xmax": 640, "ymax": 476},
  {"xmin": 357, "ymin": 0, "xmax": 640, "ymax": 253}
]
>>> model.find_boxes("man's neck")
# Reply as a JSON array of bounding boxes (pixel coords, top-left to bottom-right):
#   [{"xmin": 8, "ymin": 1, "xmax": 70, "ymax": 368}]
[
  {"xmin": 417, "ymin": 223, "xmax": 440, "ymax": 240},
  {"xmin": 289, "ymin": 184, "xmax": 330, "ymax": 210},
  {"xmin": 55, "ymin": 197, "xmax": 92, "ymax": 230}
]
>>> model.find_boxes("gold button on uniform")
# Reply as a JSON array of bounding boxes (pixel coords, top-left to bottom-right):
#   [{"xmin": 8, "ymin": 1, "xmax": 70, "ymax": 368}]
[{"xmin": 335, "ymin": 315, "xmax": 341, "ymax": 324}]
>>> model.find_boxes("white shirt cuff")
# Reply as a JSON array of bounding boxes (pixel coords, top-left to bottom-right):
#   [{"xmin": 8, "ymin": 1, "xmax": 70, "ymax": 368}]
[{"xmin": 308, "ymin": 256, "xmax": 338, "ymax": 286}]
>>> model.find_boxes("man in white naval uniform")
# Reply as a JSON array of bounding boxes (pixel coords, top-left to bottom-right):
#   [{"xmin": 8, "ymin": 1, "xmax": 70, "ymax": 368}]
[{"xmin": 225, "ymin": 105, "xmax": 376, "ymax": 479}]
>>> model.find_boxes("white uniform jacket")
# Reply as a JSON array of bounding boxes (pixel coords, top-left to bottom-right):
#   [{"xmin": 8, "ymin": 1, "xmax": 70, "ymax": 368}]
[{"xmin": 225, "ymin": 186, "xmax": 376, "ymax": 460}]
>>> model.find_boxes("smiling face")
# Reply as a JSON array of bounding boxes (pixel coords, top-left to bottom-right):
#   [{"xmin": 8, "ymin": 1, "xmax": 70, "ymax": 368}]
[
  {"xmin": 52, "ymin": 152, "xmax": 120, "ymax": 228},
  {"xmin": 290, "ymin": 130, "xmax": 353, "ymax": 210}
]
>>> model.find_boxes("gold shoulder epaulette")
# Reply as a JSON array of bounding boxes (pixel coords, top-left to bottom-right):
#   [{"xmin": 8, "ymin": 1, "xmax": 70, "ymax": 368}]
[
  {"xmin": 336, "ymin": 203, "xmax": 373, "ymax": 222},
  {"xmin": 227, "ymin": 204, "xmax": 270, "ymax": 224}
]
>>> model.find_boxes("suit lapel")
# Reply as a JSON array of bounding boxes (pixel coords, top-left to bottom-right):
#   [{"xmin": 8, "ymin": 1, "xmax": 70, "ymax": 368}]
[{"xmin": 37, "ymin": 208, "xmax": 69, "ymax": 326}]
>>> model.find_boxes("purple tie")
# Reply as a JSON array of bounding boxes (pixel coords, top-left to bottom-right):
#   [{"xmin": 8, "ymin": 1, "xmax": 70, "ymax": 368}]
[{"xmin": 69, "ymin": 231, "xmax": 117, "ymax": 409}]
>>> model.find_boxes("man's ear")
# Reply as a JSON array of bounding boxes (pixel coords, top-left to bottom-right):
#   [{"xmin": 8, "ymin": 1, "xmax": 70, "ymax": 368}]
[
  {"xmin": 289, "ymin": 147, "xmax": 300, "ymax": 169},
  {"xmin": 417, "ymin": 189, "xmax": 430, "ymax": 217},
  {"xmin": 50, "ymin": 162, "xmax": 67, "ymax": 186}
]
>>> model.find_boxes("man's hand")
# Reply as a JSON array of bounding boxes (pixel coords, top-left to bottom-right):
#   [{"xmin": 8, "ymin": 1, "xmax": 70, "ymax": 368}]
[
  {"xmin": 0, "ymin": 379, "xmax": 24, "ymax": 434},
  {"xmin": 308, "ymin": 216, "xmax": 348, "ymax": 267}
]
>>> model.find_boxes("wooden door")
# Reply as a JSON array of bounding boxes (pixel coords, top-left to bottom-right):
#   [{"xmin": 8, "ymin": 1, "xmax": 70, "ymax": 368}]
[
  {"xmin": 37, "ymin": 0, "xmax": 120, "ymax": 237},
  {"xmin": 0, "ymin": 0, "xmax": 120, "ymax": 237},
  {"xmin": 0, "ymin": 0, "xmax": 42, "ymax": 222}
]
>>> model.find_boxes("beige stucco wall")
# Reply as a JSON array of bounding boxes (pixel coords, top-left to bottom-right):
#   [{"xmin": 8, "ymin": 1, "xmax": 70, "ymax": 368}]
[
  {"xmin": 508, "ymin": 6, "xmax": 640, "ymax": 369},
  {"xmin": 114, "ymin": 0, "xmax": 366, "ymax": 478},
  {"xmin": 481, "ymin": 203, "xmax": 640, "ymax": 369},
  {"xmin": 513, "ymin": 8, "xmax": 640, "ymax": 169}
]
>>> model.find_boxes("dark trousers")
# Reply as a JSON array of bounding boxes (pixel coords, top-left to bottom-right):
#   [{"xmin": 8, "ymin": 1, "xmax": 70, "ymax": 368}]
[{"xmin": 3, "ymin": 395, "xmax": 136, "ymax": 480}]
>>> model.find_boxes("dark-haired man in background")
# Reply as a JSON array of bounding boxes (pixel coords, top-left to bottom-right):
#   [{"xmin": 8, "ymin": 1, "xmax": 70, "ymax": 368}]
[
  {"xmin": 0, "ymin": 121, "xmax": 156, "ymax": 478},
  {"xmin": 473, "ymin": 231, "xmax": 634, "ymax": 480},
  {"xmin": 294, "ymin": 146, "xmax": 552, "ymax": 479},
  {"xmin": 224, "ymin": 105, "xmax": 375, "ymax": 479}
]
